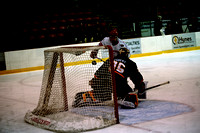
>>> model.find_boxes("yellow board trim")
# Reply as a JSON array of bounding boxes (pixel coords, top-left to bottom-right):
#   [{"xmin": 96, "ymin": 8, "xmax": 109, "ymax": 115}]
[
  {"xmin": 1, "ymin": 46, "xmax": 200, "ymax": 75},
  {"xmin": 130, "ymin": 46, "xmax": 200, "ymax": 58}
]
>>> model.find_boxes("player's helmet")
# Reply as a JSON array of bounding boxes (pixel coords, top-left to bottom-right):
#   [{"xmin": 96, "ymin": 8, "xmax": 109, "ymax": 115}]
[
  {"xmin": 109, "ymin": 28, "xmax": 119, "ymax": 46},
  {"xmin": 119, "ymin": 47, "xmax": 130, "ymax": 57},
  {"xmin": 109, "ymin": 28, "xmax": 118, "ymax": 36}
]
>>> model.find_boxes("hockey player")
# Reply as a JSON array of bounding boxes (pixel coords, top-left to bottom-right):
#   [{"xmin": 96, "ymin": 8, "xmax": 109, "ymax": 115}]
[
  {"xmin": 114, "ymin": 47, "xmax": 144, "ymax": 99},
  {"xmin": 91, "ymin": 47, "xmax": 145, "ymax": 108},
  {"xmin": 90, "ymin": 28, "xmax": 130, "ymax": 58},
  {"xmin": 72, "ymin": 48, "xmax": 145, "ymax": 108}
]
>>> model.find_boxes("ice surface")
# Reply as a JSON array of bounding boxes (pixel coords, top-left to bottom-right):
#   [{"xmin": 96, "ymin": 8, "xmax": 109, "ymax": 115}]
[
  {"xmin": 119, "ymin": 100, "xmax": 192, "ymax": 125},
  {"xmin": 0, "ymin": 50, "xmax": 200, "ymax": 133}
]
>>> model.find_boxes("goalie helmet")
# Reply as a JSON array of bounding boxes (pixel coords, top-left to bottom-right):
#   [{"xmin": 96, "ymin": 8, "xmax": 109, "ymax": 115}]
[{"xmin": 119, "ymin": 47, "xmax": 130, "ymax": 57}]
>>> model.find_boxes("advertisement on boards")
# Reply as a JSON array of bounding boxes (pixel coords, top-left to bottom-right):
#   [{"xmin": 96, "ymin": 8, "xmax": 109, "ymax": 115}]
[
  {"xmin": 124, "ymin": 38, "xmax": 141, "ymax": 54},
  {"xmin": 172, "ymin": 33, "xmax": 196, "ymax": 49}
]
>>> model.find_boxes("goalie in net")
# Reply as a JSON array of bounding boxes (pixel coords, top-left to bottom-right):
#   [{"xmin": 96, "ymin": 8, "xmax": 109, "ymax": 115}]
[{"xmin": 73, "ymin": 47, "xmax": 145, "ymax": 109}]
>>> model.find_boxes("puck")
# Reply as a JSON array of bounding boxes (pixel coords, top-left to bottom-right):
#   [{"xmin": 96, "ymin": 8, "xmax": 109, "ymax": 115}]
[{"xmin": 92, "ymin": 61, "xmax": 97, "ymax": 65}]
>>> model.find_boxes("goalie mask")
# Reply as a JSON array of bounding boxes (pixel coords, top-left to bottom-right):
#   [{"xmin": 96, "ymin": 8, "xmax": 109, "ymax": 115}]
[{"xmin": 119, "ymin": 47, "xmax": 130, "ymax": 57}]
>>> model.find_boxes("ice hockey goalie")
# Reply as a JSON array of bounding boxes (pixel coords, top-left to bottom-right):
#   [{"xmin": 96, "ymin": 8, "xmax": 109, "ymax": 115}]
[{"xmin": 73, "ymin": 47, "xmax": 145, "ymax": 109}]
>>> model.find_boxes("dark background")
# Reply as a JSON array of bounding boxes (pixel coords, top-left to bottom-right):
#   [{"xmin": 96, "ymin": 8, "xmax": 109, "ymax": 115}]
[{"xmin": 2, "ymin": 0, "xmax": 199, "ymax": 52}]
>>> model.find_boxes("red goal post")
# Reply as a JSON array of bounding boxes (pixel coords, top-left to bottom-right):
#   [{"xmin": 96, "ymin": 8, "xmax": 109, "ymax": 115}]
[{"xmin": 24, "ymin": 45, "xmax": 119, "ymax": 132}]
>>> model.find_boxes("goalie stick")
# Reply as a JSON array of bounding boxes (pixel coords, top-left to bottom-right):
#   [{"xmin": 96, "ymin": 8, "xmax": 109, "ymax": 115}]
[{"xmin": 139, "ymin": 81, "xmax": 170, "ymax": 95}]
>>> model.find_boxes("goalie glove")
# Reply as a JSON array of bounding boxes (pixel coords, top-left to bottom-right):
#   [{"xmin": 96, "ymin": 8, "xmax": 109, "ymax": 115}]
[
  {"xmin": 138, "ymin": 82, "xmax": 145, "ymax": 93},
  {"xmin": 135, "ymin": 81, "xmax": 147, "ymax": 99}
]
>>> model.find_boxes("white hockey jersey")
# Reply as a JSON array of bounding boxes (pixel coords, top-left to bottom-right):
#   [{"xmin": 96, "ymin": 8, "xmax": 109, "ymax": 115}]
[{"xmin": 99, "ymin": 37, "xmax": 130, "ymax": 57}]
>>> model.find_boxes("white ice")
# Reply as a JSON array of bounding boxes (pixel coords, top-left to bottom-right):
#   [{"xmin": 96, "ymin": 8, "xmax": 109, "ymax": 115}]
[{"xmin": 0, "ymin": 50, "xmax": 200, "ymax": 133}]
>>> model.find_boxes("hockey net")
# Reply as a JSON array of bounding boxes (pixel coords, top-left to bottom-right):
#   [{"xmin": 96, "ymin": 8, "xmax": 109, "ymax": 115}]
[{"xmin": 24, "ymin": 46, "xmax": 119, "ymax": 132}]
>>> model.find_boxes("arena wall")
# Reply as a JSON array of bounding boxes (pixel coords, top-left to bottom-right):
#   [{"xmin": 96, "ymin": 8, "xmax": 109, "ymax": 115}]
[{"xmin": 3, "ymin": 32, "xmax": 200, "ymax": 72}]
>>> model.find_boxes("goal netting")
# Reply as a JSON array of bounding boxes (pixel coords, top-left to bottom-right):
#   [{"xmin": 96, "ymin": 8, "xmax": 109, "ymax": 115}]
[{"xmin": 24, "ymin": 46, "xmax": 119, "ymax": 132}]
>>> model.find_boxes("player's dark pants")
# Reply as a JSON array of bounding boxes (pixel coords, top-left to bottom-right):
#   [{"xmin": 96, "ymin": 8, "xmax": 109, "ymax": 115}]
[
  {"xmin": 90, "ymin": 78, "xmax": 112, "ymax": 101},
  {"xmin": 90, "ymin": 76, "xmax": 133, "ymax": 101},
  {"xmin": 116, "ymin": 82, "xmax": 132, "ymax": 99}
]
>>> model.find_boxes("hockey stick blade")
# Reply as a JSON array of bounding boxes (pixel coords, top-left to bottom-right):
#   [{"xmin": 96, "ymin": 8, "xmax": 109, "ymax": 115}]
[{"xmin": 139, "ymin": 81, "xmax": 170, "ymax": 95}]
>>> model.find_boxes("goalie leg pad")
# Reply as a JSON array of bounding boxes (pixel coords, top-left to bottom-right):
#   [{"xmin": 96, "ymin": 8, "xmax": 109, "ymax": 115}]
[
  {"xmin": 72, "ymin": 91, "xmax": 97, "ymax": 107},
  {"xmin": 127, "ymin": 93, "xmax": 139, "ymax": 108},
  {"xmin": 120, "ymin": 93, "xmax": 138, "ymax": 109},
  {"xmin": 82, "ymin": 91, "xmax": 96, "ymax": 102}
]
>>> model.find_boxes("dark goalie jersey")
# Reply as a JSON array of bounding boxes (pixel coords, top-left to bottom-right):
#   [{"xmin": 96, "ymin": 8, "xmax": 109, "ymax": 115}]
[
  {"xmin": 113, "ymin": 56, "xmax": 143, "ymax": 98},
  {"xmin": 114, "ymin": 56, "xmax": 143, "ymax": 85},
  {"xmin": 92, "ymin": 55, "xmax": 143, "ymax": 99}
]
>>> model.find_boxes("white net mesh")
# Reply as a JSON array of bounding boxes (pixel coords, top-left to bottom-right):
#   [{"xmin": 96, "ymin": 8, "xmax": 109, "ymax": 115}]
[{"xmin": 24, "ymin": 46, "xmax": 118, "ymax": 132}]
